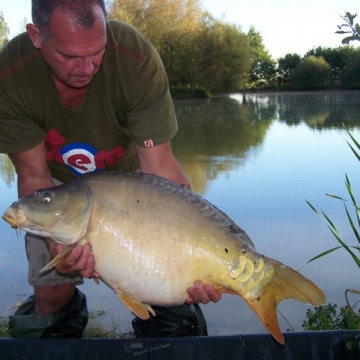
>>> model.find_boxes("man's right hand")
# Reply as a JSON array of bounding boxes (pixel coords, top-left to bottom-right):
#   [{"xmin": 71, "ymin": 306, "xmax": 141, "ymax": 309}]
[{"xmin": 45, "ymin": 239, "xmax": 99, "ymax": 279}]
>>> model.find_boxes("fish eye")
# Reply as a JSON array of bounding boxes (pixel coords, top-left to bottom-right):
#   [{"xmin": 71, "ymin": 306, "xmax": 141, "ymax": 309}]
[{"xmin": 41, "ymin": 192, "xmax": 52, "ymax": 204}]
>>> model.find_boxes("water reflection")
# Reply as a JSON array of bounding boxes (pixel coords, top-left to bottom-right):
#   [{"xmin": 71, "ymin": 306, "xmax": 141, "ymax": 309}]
[
  {"xmin": 173, "ymin": 96, "xmax": 275, "ymax": 193},
  {"xmin": 231, "ymin": 90, "xmax": 360, "ymax": 129},
  {"xmin": 276, "ymin": 91, "xmax": 360, "ymax": 129},
  {"xmin": 0, "ymin": 154, "xmax": 15, "ymax": 188},
  {"xmin": 172, "ymin": 91, "xmax": 360, "ymax": 194}
]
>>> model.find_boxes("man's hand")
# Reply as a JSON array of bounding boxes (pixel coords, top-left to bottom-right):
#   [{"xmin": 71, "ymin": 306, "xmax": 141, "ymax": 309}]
[
  {"xmin": 45, "ymin": 239, "xmax": 99, "ymax": 279},
  {"xmin": 186, "ymin": 281, "xmax": 221, "ymax": 305}
]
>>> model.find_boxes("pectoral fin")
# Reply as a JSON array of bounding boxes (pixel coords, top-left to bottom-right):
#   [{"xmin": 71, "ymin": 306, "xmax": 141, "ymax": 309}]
[
  {"xmin": 115, "ymin": 290, "xmax": 155, "ymax": 320},
  {"xmin": 39, "ymin": 244, "xmax": 76, "ymax": 275}
]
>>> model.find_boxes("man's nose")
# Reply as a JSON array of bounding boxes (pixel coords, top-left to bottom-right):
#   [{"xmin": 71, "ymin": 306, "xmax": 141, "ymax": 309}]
[{"xmin": 77, "ymin": 57, "xmax": 95, "ymax": 75}]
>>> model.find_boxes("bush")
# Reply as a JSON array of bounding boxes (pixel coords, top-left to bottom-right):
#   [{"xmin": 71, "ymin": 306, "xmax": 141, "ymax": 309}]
[
  {"xmin": 303, "ymin": 303, "xmax": 360, "ymax": 331},
  {"xmin": 290, "ymin": 55, "xmax": 330, "ymax": 90}
]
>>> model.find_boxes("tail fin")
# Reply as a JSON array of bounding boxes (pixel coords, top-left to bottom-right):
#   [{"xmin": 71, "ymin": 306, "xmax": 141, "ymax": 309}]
[{"xmin": 244, "ymin": 260, "xmax": 326, "ymax": 345}]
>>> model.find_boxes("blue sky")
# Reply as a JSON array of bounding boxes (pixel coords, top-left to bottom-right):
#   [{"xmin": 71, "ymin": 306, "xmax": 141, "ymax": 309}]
[{"xmin": 1, "ymin": 0, "xmax": 359, "ymax": 58}]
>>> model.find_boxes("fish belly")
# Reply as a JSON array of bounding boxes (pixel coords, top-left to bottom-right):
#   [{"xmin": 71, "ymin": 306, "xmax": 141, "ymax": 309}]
[{"xmin": 88, "ymin": 222, "xmax": 230, "ymax": 306}]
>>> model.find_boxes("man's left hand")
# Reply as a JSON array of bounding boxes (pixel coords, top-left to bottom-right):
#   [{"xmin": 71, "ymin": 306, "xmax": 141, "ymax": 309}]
[{"xmin": 186, "ymin": 281, "xmax": 221, "ymax": 304}]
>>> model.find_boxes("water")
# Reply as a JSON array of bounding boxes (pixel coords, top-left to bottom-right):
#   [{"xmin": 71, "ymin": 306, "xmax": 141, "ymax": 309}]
[{"xmin": 1, "ymin": 91, "xmax": 360, "ymax": 336}]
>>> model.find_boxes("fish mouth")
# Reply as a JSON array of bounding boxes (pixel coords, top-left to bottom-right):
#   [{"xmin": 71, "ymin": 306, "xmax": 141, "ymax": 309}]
[{"xmin": 2, "ymin": 215, "xmax": 19, "ymax": 229}]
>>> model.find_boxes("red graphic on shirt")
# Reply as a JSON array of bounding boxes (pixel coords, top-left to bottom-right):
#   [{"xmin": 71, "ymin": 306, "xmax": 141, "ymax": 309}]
[
  {"xmin": 45, "ymin": 129, "xmax": 125, "ymax": 173},
  {"xmin": 45, "ymin": 129, "xmax": 65, "ymax": 165},
  {"xmin": 67, "ymin": 153, "xmax": 93, "ymax": 171}
]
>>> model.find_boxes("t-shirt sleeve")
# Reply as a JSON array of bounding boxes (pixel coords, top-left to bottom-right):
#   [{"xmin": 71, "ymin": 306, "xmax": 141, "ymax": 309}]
[
  {"xmin": 0, "ymin": 37, "xmax": 46, "ymax": 154},
  {"xmin": 0, "ymin": 84, "xmax": 46, "ymax": 154},
  {"xmin": 124, "ymin": 43, "xmax": 178, "ymax": 148}
]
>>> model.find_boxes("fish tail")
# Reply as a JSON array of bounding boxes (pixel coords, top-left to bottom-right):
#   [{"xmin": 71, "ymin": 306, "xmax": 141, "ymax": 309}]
[{"xmin": 244, "ymin": 261, "xmax": 326, "ymax": 345}]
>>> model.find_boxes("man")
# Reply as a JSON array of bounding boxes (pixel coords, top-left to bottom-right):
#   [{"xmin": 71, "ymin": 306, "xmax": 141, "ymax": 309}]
[{"xmin": 0, "ymin": 0, "xmax": 220, "ymax": 338}]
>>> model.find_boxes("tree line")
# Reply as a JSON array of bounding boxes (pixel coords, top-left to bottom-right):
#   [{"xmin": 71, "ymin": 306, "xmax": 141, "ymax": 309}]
[
  {"xmin": 275, "ymin": 12, "xmax": 360, "ymax": 91},
  {"xmin": 1, "ymin": 2, "xmax": 359, "ymax": 94}
]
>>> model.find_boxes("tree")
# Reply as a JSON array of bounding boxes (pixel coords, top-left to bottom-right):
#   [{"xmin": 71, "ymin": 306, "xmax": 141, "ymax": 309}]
[
  {"xmin": 108, "ymin": 0, "xmax": 204, "ymax": 89},
  {"xmin": 305, "ymin": 46, "xmax": 353, "ymax": 85},
  {"xmin": 108, "ymin": 1, "xmax": 252, "ymax": 93},
  {"xmin": 290, "ymin": 55, "xmax": 330, "ymax": 90},
  {"xmin": 191, "ymin": 16, "xmax": 251, "ymax": 93},
  {"xmin": 0, "ymin": 12, "xmax": 9, "ymax": 49},
  {"xmin": 336, "ymin": 12, "xmax": 360, "ymax": 44},
  {"xmin": 247, "ymin": 26, "xmax": 276, "ymax": 87},
  {"xmin": 107, "ymin": 0, "xmax": 203, "ymax": 53},
  {"xmin": 277, "ymin": 53, "xmax": 301, "ymax": 86},
  {"xmin": 340, "ymin": 49, "xmax": 360, "ymax": 89},
  {"xmin": 17, "ymin": 17, "xmax": 29, "ymax": 36}
]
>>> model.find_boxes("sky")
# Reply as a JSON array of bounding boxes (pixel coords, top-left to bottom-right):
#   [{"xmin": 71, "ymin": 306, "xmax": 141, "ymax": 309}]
[{"xmin": 1, "ymin": 0, "xmax": 359, "ymax": 59}]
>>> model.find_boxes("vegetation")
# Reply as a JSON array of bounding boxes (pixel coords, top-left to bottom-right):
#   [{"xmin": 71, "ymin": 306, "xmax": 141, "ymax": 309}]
[
  {"xmin": 305, "ymin": 46, "xmax": 353, "ymax": 85},
  {"xmin": 304, "ymin": 130, "xmax": 360, "ymax": 334},
  {"xmin": 304, "ymin": 14, "xmax": 360, "ymax": 318},
  {"xmin": 341, "ymin": 49, "xmax": 360, "ymax": 89},
  {"xmin": 2, "ymin": 3, "xmax": 360, "ymax": 92},
  {"xmin": 0, "ymin": 316, "xmax": 9, "ymax": 338},
  {"xmin": 290, "ymin": 55, "xmax": 330, "ymax": 90},
  {"xmin": 0, "ymin": 12, "xmax": 9, "ymax": 49},
  {"xmin": 247, "ymin": 26, "xmax": 276, "ymax": 88},
  {"xmin": 336, "ymin": 12, "xmax": 360, "ymax": 44},
  {"xmin": 84, "ymin": 310, "xmax": 133, "ymax": 338},
  {"xmin": 106, "ymin": 4, "xmax": 360, "ymax": 92},
  {"xmin": 107, "ymin": 0, "xmax": 252, "ymax": 94},
  {"xmin": 306, "ymin": 131, "xmax": 360, "ymax": 268},
  {"xmin": 303, "ymin": 302, "xmax": 360, "ymax": 331},
  {"xmin": 277, "ymin": 53, "xmax": 301, "ymax": 87}
]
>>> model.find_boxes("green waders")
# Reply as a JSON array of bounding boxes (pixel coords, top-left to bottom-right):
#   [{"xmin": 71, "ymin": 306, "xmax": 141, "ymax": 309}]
[
  {"xmin": 132, "ymin": 304, "xmax": 208, "ymax": 337},
  {"xmin": 8, "ymin": 288, "xmax": 88, "ymax": 339}
]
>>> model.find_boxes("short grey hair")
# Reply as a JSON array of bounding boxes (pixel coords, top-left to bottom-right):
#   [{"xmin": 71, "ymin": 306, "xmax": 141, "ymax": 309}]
[{"xmin": 32, "ymin": 0, "xmax": 107, "ymax": 36}]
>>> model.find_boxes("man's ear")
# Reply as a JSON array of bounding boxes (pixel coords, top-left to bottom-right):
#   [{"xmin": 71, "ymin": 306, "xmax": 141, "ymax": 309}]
[{"xmin": 26, "ymin": 24, "xmax": 42, "ymax": 49}]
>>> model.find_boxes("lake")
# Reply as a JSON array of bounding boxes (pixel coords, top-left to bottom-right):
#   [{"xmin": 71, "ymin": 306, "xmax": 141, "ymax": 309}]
[{"xmin": 1, "ymin": 90, "xmax": 360, "ymax": 336}]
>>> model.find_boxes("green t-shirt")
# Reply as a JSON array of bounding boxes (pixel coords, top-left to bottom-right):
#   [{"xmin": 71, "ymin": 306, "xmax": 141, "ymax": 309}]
[{"xmin": 0, "ymin": 21, "xmax": 177, "ymax": 183}]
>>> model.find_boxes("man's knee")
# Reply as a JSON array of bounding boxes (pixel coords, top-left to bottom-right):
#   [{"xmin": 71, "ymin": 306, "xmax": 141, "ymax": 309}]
[
  {"xmin": 8, "ymin": 287, "xmax": 88, "ymax": 339},
  {"xmin": 34, "ymin": 284, "xmax": 76, "ymax": 314}
]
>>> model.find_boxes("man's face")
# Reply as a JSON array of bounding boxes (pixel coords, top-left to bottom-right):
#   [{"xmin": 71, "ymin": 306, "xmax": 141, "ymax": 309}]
[{"xmin": 38, "ymin": 7, "xmax": 107, "ymax": 89}]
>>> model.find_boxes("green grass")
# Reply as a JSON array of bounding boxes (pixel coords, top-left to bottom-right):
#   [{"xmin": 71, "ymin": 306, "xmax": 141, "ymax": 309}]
[
  {"xmin": 0, "ymin": 316, "xmax": 9, "ymax": 338},
  {"xmin": 306, "ymin": 130, "xmax": 360, "ymax": 268},
  {"xmin": 304, "ymin": 129, "xmax": 360, "ymax": 336},
  {"xmin": 83, "ymin": 310, "xmax": 134, "ymax": 338}
]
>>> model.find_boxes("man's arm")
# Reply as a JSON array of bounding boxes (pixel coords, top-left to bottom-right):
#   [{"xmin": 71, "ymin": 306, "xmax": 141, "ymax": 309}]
[
  {"xmin": 135, "ymin": 141, "xmax": 221, "ymax": 304},
  {"xmin": 135, "ymin": 142, "xmax": 190, "ymax": 189},
  {"xmin": 8, "ymin": 141, "xmax": 97, "ymax": 278},
  {"xmin": 8, "ymin": 141, "xmax": 54, "ymax": 198}
]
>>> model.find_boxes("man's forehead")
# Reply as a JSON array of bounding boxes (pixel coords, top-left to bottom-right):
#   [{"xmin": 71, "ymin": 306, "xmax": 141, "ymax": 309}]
[{"xmin": 46, "ymin": 11, "xmax": 106, "ymax": 56}]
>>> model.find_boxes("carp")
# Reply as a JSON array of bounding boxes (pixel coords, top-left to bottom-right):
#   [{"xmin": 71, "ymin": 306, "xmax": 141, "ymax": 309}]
[{"xmin": 2, "ymin": 171, "xmax": 325, "ymax": 344}]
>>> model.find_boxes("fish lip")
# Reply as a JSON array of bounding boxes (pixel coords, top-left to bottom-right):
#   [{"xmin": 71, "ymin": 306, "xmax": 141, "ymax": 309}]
[{"xmin": 2, "ymin": 215, "xmax": 19, "ymax": 229}]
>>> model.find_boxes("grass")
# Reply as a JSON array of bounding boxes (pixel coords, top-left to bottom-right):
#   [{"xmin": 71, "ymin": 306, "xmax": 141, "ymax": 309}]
[
  {"xmin": 0, "ymin": 316, "xmax": 9, "ymax": 338},
  {"xmin": 303, "ymin": 129, "xmax": 360, "ymax": 339},
  {"xmin": 306, "ymin": 130, "xmax": 360, "ymax": 267},
  {"xmin": 83, "ymin": 310, "xmax": 134, "ymax": 339}
]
